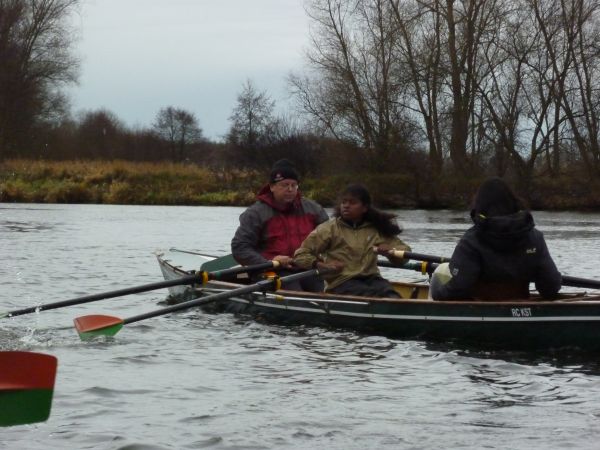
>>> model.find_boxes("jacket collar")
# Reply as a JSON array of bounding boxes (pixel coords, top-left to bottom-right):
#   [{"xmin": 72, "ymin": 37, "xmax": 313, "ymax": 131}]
[{"xmin": 256, "ymin": 184, "xmax": 302, "ymax": 212}]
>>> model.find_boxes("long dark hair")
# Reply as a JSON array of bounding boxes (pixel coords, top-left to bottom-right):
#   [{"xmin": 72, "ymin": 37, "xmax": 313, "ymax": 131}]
[
  {"xmin": 470, "ymin": 177, "xmax": 526, "ymax": 220},
  {"xmin": 334, "ymin": 184, "xmax": 401, "ymax": 237}
]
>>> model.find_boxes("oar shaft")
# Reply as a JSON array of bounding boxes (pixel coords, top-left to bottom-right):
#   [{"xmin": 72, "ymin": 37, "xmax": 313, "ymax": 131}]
[
  {"xmin": 561, "ymin": 275, "xmax": 600, "ymax": 290},
  {"xmin": 378, "ymin": 259, "xmax": 438, "ymax": 274},
  {"xmin": 209, "ymin": 261, "xmax": 278, "ymax": 280},
  {"xmin": 5, "ymin": 273, "xmax": 203, "ymax": 318},
  {"xmin": 123, "ymin": 269, "xmax": 319, "ymax": 326},
  {"xmin": 393, "ymin": 250, "xmax": 600, "ymax": 291},
  {"xmin": 4, "ymin": 261, "xmax": 280, "ymax": 319}
]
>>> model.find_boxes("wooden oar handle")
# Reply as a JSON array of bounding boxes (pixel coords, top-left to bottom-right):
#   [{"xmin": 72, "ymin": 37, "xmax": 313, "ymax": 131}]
[{"xmin": 388, "ymin": 250, "xmax": 450, "ymax": 264}]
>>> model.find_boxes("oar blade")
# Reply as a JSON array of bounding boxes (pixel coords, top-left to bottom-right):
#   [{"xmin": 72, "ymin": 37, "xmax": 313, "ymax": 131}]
[
  {"xmin": 74, "ymin": 315, "xmax": 124, "ymax": 340},
  {"xmin": 200, "ymin": 254, "xmax": 238, "ymax": 272},
  {"xmin": 0, "ymin": 351, "xmax": 57, "ymax": 427}
]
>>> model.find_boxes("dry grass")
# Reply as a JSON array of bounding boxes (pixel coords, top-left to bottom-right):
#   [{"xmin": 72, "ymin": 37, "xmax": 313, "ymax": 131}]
[{"xmin": 0, "ymin": 159, "xmax": 260, "ymax": 205}]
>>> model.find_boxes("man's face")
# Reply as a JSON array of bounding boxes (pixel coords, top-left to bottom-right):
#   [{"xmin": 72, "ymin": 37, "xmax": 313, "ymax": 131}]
[{"xmin": 270, "ymin": 179, "xmax": 299, "ymax": 204}]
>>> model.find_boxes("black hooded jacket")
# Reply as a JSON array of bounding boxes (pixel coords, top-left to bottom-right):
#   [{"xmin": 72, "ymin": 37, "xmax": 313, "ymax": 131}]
[{"xmin": 432, "ymin": 210, "xmax": 562, "ymax": 300}]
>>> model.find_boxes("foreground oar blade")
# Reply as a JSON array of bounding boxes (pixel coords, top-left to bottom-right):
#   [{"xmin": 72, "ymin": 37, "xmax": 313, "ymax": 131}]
[
  {"xmin": 0, "ymin": 351, "xmax": 58, "ymax": 427},
  {"xmin": 74, "ymin": 315, "xmax": 124, "ymax": 340}
]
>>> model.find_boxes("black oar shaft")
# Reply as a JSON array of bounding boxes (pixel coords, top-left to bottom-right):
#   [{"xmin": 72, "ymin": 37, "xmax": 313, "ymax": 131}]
[
  {"xmin": 123, "ymin": 269, "xmax": 319, "ymax": 326},
  {"xmin": 561, "ymin": 275, "xmax": 600, "ymax": 290},
  {"xmin": 378, "ymin": 259, "xmax": 438, "ymax": 274},
  {"xmin": 209, "ymin": 261, "xmax": 276, "ymax": 280},
  {"xmin": 396, "ymin": 250, "xmax": 600, "ymax": 291},
  {"xmin": 6, "ymin": 273, "xmax": 203, "ymax": 318},
  {"xmin": 5, "ymin": 261, "xmax": 279, "ymax": 319}
]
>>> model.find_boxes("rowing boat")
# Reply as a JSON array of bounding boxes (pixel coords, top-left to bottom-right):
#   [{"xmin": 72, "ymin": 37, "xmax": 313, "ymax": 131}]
[{"xmin": 156, "ymin": 248, "xmax": 600, "ymax": 351}]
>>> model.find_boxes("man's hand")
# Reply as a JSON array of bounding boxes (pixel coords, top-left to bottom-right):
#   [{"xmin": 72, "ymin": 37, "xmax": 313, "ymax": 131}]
[{"xmin": 273, "ymin": 255, "xmax": 294, "ymax": 269}]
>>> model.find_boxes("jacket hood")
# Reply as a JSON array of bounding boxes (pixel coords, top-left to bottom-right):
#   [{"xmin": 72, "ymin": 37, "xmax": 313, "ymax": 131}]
[
  {"xmin": 256, "ymin": 184, "xmax": 302, "ymax": 212},
  {"xmin": 473, "ymin": 210, "xmax": 535, "ymax": 250}
]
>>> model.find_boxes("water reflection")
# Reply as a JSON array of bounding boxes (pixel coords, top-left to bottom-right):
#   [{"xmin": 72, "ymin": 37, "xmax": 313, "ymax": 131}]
[
  {"xmin": 233, "ymin": 321, "xmax": 398, "ymax": 365},
  {"xmin": 0, "ymin": 220, "xmax": 54, "ymax": 232},
  {"xmin": 423, "ymin": 341, "xmax": 600, "ymax": 376}
]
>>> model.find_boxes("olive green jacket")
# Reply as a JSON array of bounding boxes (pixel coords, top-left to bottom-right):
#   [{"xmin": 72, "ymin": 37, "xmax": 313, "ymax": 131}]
[{"xmin": 293, "ymin": 217, "xmax": 411, "ymax": 290}]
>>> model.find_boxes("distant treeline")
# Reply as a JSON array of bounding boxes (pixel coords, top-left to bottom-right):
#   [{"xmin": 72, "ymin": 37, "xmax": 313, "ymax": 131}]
[
  {"xmin": 2, "ymin": 159, "xmax": 600, "ymax": 211},
  {"xmin": 2, "ymin": 0, "xmax": 600, "ymax": 211}
]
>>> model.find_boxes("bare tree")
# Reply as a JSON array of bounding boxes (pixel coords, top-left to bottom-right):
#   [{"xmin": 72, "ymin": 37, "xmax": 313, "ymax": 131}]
[
  {"xmin": 388, "ymin": 0, "xmax": 447, "ymax": 178},
  {"xmin": 226, "ymin": 79, "xmax": 276, "ymax": 167},
  {"xmin": 0, "ymin": 0, "xmax": 79, "ymax": 157},
  {"xmin": 227, "ymin": 79, "xmax": 275, "ymax": 147},
  {"xmin": 290, "ymin": 0, "xmax": 416, "ymax": 172},
  {"xmin": 547, "ymin": 0, "xmax": 600, "ymax": 177},
  {"xmin": 153, "ymin": 106, "xmax": 203, "ymax": 162}
]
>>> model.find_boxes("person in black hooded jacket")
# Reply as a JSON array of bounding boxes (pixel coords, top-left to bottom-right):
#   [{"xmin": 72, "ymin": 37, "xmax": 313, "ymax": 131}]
[{"xmin": 431, "ymin": 177, "xmax": 562, "ymax": 301}]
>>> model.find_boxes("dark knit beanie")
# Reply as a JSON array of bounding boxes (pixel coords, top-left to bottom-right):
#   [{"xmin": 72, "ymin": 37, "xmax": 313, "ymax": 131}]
[{"xmin": 269, "ymin": 159, "xmax": 299, "ymax": 183}]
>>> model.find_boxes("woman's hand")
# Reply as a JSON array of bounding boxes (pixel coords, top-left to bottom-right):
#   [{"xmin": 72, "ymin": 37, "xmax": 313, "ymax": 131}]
[
  {"xmin": 315, "ymin": 260, "xmax": 345, "ymax": 274},
  {"xmin": 373, "ymin": 244, "xmax": 393, "ymax": 256}
]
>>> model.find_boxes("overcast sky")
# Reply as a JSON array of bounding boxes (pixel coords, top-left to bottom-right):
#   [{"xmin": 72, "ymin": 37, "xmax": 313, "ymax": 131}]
[{"xmin": 68, "ymin": 0, "xmax": 311, "ymax": 140}]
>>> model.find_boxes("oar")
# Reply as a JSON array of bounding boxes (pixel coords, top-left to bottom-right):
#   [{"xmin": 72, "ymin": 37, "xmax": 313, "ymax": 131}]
[
  {"xmin": 1, "ymin": 261, "xmax": 279, "ymax": 319},
  {"xmin": 167, "ymin": 250, "xmax": 239, "ymax": 272},
  {"xmin": 378, "ymin": 259, "xmax": 438, "ymax": 274},
  {"xmin": 559, "ymin": 275, "xmax": 600, "ymax": 290},
  {"xmin": 389, "ymin": 250, "xmax": 600, "ymax": 290},
  {"xmin": 389, "ymin": 250, "xmax": 449, "ymax": 264},
  {"xmin": 0, "ymin": 351, "xmax": 58, "ymax": 427},
  {"xmin": 73, "ymin": 269, "xmax": 321, "ymax": 340}
]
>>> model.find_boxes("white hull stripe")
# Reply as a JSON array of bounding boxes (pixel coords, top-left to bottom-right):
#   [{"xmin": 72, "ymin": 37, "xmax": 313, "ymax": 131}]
[{"xmin": 227, "ymin": 298, "xmax": 600, "ymax": 322}]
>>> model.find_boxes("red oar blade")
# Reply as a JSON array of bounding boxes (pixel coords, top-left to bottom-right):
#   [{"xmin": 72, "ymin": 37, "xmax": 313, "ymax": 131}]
[
  {"xmin": 74, "ymin": 315, "xmax": 124, "ymax": 340},
  {"xmin": 0, "ymin": 351, "xmax": 58, "ymax": 427}
]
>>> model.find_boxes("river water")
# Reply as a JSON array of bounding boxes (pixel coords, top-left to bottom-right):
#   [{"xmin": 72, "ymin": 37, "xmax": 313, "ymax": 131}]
[{"xmin": 2, "ymin": 203, "xmax": 600, "ymax": 450}]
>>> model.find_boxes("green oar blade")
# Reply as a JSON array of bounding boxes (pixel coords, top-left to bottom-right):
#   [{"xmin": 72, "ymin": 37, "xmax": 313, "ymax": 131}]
[
  {"xmin": 0, "ymin": 390, "xmax": 55, "ymax": 427},
  {"xmin": 74, "ymin": 314, "xmax": 124, "ymax": 340},
  {"xmin": 200, "ymin": 254, "xmax": 238, "ymax": 271},
  {"xmin": 0, "ymin": 352, "xmax": 58, "ymax": 427}
]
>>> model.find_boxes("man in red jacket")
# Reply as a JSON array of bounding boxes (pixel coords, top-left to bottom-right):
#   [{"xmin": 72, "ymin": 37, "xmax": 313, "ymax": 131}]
[{"xmin": 231, "ymin": 160, "xmax": 329, "ymax": 291}]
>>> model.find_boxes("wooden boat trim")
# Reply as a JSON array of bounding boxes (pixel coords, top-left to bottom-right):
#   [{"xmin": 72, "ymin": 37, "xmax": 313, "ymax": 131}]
[{"xmin": 200, "ymin": 278, "xmax": 600, "ymax": 306}]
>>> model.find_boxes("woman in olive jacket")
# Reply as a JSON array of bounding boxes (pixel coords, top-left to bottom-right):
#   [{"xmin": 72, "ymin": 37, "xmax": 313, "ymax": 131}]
[
  {"xmin": 431, "ymin": 177, "xmax": 562, "ymax": 301},
  {"xmin": 294, "ymin": 184, "xmax": 411, "ymax": 298}
]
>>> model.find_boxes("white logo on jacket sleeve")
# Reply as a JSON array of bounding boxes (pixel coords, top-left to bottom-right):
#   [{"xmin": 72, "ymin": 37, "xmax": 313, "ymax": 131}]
[{"xmin": 526, "ymin": 247, "xmax": 537, "ymax": 254}]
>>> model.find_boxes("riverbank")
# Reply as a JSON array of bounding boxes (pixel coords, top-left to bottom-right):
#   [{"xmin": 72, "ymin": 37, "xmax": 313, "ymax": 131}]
[
  {"xmin": 0, "ymin": 159, "xmax": 420, "ymax": 208},
  {"xmin": 1, "ymin": 159, "xmax": 599, "ymax": 210}
]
